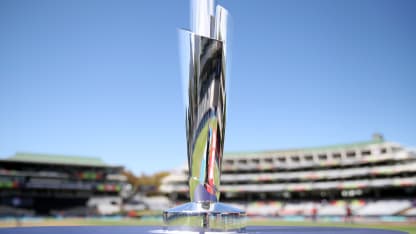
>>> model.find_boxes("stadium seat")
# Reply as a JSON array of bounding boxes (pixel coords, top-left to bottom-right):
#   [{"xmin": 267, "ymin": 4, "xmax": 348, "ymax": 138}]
[{"xmin": 357, "ymin": 200, "xmax": 412, "ymax": 216}]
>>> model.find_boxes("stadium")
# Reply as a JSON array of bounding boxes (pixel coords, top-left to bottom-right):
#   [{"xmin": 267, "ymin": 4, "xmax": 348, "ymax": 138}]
[
  {"xmin": 160, "ymin": 134, "xmax": 416, "ymax": 220},
  {"xmin": 0, "ymin": 135, "xmax": 415, "ymax": 233},
  {"xmin": 0, "ymin": 152, "xmax": 130, "ymax": 216}
]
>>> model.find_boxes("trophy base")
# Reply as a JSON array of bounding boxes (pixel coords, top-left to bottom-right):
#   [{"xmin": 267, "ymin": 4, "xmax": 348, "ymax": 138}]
[{"xmin": 163, "ymin": 202, "xmax": 246, "ymax": 232}]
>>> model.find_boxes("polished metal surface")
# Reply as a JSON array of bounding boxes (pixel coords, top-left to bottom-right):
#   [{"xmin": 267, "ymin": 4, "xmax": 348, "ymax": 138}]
[
  {"xmin": 164, "ymin": 0, "xmax": 245, "ymax": 231},
  {"xmin": 163, "ymin": 202, "xmax": 246, "ymax": 232},
  {"xmin": 184, "ymin": 31, "xmax": 225, "ymax": 203}
]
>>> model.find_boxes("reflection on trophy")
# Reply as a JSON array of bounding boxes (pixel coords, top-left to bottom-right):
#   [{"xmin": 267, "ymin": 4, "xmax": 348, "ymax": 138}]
[{"xmin": 163, "ymin": 0, "xmax": 246, "ymax": 231}]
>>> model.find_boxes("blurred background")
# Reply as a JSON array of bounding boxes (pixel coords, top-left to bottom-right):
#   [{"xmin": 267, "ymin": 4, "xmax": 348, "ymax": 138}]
[{"xmin": 0, "ymin": 0, "xmax": 415, "ymax": 232}]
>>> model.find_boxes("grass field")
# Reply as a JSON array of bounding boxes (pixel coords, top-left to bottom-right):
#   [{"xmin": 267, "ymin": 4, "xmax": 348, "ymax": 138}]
[{"xmin": 0, "ymin": 217, "xmax": 415, "ymax": 234}]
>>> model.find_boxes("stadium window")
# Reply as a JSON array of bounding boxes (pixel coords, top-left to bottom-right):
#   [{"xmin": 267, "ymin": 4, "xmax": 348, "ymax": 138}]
[
  {"xmin": 332, "ymin": 153, "xmax": 341, "ymax": 159},
  {"xmin": 251, "ymin": 159, "xmax": 260, "ymax": 164},
  {"xmin": 277, "ymin": 157, "xmax": 286, "ymax": 163},
  {"xmin": 380, "ymin": 148, "xmax": 387, "ymax": 154},
  {"xmin": 318, "ymin": 154, "xmax": 327, "ymax": 161},
  {"xmin": 238, "ymin": 159, "xmax": 247, "ymax": 165},
  {"xmin": 225, "ymin": 160, "xmax": 234, "ymax": 165},
  {"xmin": 392, "ymin": 147, "xmax": 402, "ymax": 153},
  {"xmin": 346, "ymin": 151, "xmax": 356, "ymax": 158},
  {"xmin": 291, "ymin": 156, "xmax": 300, "ymax": 162},
  {"xmin": 361, "ymin": 150, "xmax": 371, "ymax": 156},
  {"xmin": 264, "ymin": 158, "xmax": 273, "ymax": 164},
  {"xmin": 304, "ymin": 155, "xmax": 313, "ymax": 161}
]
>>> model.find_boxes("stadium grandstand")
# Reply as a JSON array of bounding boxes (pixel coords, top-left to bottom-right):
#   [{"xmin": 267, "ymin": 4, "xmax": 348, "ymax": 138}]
[
  {"xmin": 0, "ymin": 152, "xmax": 130, "ymax": 216},
  {"xmin": 160, "ymin": 134, "xmax": 416, "ymax": 220}
]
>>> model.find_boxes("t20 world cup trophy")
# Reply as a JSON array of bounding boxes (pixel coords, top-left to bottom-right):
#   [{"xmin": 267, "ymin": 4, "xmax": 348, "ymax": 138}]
[{"xmin": 163, "ymin": 0, "xmax": 246, "ymax": 231}]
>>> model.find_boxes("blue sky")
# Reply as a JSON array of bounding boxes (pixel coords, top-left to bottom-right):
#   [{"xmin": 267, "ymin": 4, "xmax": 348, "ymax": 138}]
[{"xmin": 1, "ymin": 0, "xmax": 415, "ymax": 174}]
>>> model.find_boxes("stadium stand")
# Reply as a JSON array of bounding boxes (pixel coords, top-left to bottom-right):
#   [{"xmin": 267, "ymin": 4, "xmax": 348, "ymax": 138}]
[
  {"xmin": 0, "ymin": 205, "xmax": 34, "ymax": 217},
  {"xmin": 246, "ymin": 201, "xmax": 281, "ymax": 216},
  {"xmin": 317, "ymin": 200, "xmax": 366, "ymax": 216},
  {"xmin": 122, "ymin": 195, "xmax": 171, "ymax": 212},
  {"xmin": 160, "ymin": 134, "xmax": 416, "ymax": 218},
  {"xmin": 356, "ymin": 200, "xmax": 412, "ymax": 216},
  {"xmin": 404, "ymin": 207, "xmax": 416, "ymax": 216},
  {"xmin": 0, "ymin": 152, "xmax": 130, "ymax": 216}
]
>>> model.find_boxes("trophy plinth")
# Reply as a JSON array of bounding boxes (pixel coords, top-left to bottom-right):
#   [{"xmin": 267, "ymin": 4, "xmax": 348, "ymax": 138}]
[
  {"xmin": 164, "ymin": 0, "xmax": 246, "ymax": 231},
  {"xmin": 163, "ymin": 202, "xmax": 246, "ymax": 232}
]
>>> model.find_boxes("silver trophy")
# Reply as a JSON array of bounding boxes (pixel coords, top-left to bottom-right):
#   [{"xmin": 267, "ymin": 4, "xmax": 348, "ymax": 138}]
[{"xmin": 163, "ymin": 0, "xmax": 246, "ymax": 231}]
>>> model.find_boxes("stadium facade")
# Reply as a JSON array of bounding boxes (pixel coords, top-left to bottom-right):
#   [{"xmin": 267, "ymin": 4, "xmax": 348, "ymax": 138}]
[
  {"xmin": 0, "ymin": 152, "xmax": 129, "ymax": 215},
  {"xmin": 160, "ymin": 135, "xmax": 416, "ymax": 217}
]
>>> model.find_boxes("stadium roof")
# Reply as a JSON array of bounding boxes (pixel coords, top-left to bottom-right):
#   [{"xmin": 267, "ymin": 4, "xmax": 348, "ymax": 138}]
[
  {"xmin": 224, "ymin": 138, "xmax": 385, "ymax": 159},
  {"xmin": 1, "ymin": 152, "xmax": 117, "ymax": 167}
]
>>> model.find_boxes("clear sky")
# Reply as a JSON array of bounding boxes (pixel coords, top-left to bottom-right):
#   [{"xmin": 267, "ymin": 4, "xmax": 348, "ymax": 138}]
[{"xmin": 1, "ymin": 0, "xmax": 415, "ymax": 174}]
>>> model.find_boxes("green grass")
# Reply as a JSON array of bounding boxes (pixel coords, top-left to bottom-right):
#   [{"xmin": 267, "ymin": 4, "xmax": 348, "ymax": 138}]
[{"xmin": 247, "ymin": 219, "xmax": 415, "ymax": 234}]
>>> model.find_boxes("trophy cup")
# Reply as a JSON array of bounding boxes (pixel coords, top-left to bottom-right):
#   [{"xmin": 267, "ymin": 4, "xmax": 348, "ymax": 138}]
[{"xmin": 163, "ymin": 0, "xmax": 246, "ymax": 231}]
